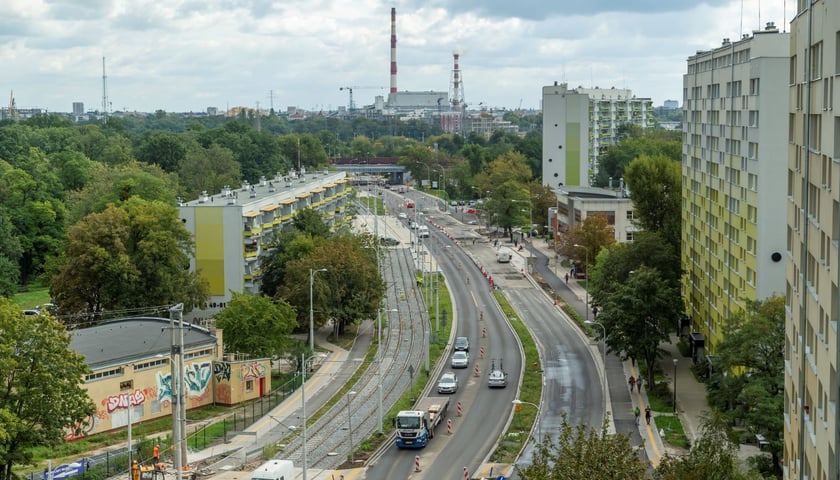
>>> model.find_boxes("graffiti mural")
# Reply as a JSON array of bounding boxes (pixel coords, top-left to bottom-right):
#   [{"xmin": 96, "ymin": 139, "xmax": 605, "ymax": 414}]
[
  {"xmin": 240, "ymin": 361, "xmax": 267, "ymax": 381},
  {"xmin": 105, "ymin": 389, "xmax": 146, "ymax": 413},
  {"xmin": 157, "ymin": 361, "xmax": 213, "ymax": 401},
  {"xmin": 185, "ymin": 362, "xmax": 212, "ymax": 397},
  {"xmin": 64, "ymin": 415, "xmax": 96, "ymax": 441},
  {"xmin": 157, "ymin": 371, "xmax": 173, "ymax": 402},
  {"xmin": 213, "ymin": 362, "xmax": 231, "ymax": 382}
]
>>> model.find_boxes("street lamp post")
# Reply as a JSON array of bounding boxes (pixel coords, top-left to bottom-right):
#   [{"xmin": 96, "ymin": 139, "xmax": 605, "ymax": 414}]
[
  {"xmin": 309, "ymin": 268, "xmax": 328, "ymax": 353},
  {"xmin": 573, "ymin": 244, "xmax": 590, "ymax": 321},
  {"xmin": 673, "ymin": 358, "xmax": 678, "ymax": 414},
  {"xmin": 512, "ymin": 399, "xmax": 541, "ymax": 441},
  {"xmin": 378, "ymin": 308, "xmax": 398, "ymax": 434},
  {"xmin": 346, "ymin": 391, "xmax": 358, "ymax": 463},
  {"xmin": 585, "ymin": 320, "xmax": 608, "ymax": 418}
]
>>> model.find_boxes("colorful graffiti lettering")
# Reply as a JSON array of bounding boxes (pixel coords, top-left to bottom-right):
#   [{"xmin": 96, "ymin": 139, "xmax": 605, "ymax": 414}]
[
  {"xmin": 157, "ymin": 371, "xmax": 173, "ymax": 402},
  {"xmin": 64, "ymin": 415, "xmax": 96, "ymax": 441},
  {"xmin": 213, "ymin": 362, "xmax": 231, "ymax": 382},
  {"xmin": 185, "ymin": 362, "xmax": 212, "ymax": 397},
  {"xmin": 105, "ymin": 389, "xmax": 146, "ymax": 413},
  {"xmin": 240, "ymin": 362, "xmax": 267, "ymax": 381},
  {"xmin": 157, "ymin": 361, "xmax": 212, "ymax": 400}
]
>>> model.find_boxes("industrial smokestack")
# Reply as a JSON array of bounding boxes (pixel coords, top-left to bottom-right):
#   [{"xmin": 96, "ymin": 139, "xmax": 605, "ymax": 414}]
[
  {"xmin": 452, "ymin": 52, "xmax": 461, "ymax": 107},
  {"xmin": 390, "ymin": 8, "xmax": 397, "ymax": 94}
]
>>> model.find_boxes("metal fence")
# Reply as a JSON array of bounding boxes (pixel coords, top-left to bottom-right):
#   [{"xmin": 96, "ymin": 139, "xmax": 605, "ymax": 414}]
[{"xmin": 29, "ymin": 375, "xmax": 303, "ymax": 480}]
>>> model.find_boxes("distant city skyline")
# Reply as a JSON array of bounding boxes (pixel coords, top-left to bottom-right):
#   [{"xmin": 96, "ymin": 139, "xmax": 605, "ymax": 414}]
[{"xmin": 2, "ymin": 1, "xmax": 786, "ymax": 114}]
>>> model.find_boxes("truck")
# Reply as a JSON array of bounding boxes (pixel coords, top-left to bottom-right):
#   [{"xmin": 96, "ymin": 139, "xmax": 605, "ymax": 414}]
[
  {"xmin": 417, "ymin": 225, "xmax": 430, "ymax": 238},
  {"xmin": 497, "ymin": 250, "xmax": 512, "ymax": 263},
  {"xmin": 395, "ymin": 396, "xmax": 450, "ymax": 448},
  {"xmin": 250, "ymin": 460, "xmax": 294, "ymax": 480}
]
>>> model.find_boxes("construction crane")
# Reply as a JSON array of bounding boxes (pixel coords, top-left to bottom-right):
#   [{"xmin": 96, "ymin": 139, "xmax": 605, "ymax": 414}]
[{"xmin": 339, "ymin": 86, "xmax": 386, "ymax": 112}]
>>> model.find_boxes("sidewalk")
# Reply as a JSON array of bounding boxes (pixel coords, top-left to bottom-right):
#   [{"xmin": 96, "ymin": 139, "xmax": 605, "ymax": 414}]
[
  {"xmin": 518, "ymin": 239, "xmax": 707, "ymax": 466},
  {"xmin": 188, "ymin": 321, "xmax": 373, "ymax": 480}
]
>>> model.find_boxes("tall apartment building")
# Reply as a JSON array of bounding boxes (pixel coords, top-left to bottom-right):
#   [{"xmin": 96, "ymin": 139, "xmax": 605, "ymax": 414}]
[
  {"xmin": 178, "ymin": 170, "xmax": 351, "ymax": 323},
  {"xmin": 542, "ymin": 83, "xmax": 654, "ymax": 189},
  {"xmin": 785, "ymin": 1, "xmax": 840, "ymax": 478},
  {"xmin": 682, "ymin": 24, "xmax": 789, "ymax": 360}
]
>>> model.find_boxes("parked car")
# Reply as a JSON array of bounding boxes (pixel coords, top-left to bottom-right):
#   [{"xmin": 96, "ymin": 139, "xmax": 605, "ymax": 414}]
[
  {"xmin": 437, "ymin": 372, "xmax": 459, "ymax": 393},
  {"xmin": 451, "ymin": 351, "xmax": 470, "ymax": 369},
  {"xmin": 454, "ymin": 336, "xmax": 470, "ymax": 352}
]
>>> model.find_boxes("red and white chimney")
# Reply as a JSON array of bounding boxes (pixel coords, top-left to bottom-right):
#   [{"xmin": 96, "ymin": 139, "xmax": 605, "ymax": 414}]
[
  {"xmin": 452, "ymin": 52, "xmax": 461, "ymax": 107},
  {"xmin": 390, "ymin": 8, "xmax": 397, "ymax": 94}
]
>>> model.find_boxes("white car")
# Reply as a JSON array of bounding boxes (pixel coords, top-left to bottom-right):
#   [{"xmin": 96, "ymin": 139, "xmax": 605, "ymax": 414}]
[
  {"xmin": 398, "ymin": 212, "xmax": 408, "ymax": 220},
  {"xmin": 450, "ymin": 351, "xmax": 470, "ymax": 369},
  {"xmin": 437, "ymin": 372, "xmax": 459, "ymax": 393}
]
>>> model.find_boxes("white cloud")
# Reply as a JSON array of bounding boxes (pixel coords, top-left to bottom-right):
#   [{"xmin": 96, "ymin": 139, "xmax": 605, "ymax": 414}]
[{"xmin": 0, "ymin": 0, "xmax": 790, "ymax": 113}]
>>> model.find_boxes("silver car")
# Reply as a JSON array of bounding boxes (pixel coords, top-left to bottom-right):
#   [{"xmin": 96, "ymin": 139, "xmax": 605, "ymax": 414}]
[
  {"xmin": 437, "ymin": 372, "xmax": 459, "ymax": 393},
  {"xmin": 451, "ymin": 351, "xmax": 470, "ymax": 369}
]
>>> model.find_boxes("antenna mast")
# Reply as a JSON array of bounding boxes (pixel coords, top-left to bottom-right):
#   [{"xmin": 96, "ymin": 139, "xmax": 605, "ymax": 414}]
[{"xmin": 102, "ymin": 56, "xmax": 109, "ymax": 120}]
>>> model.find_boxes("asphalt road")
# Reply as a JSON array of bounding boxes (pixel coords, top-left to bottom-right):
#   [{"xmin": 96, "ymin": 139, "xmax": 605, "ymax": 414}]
[{"xmin": 362, "ymin": 189, "xmax": 523, "ymax": 479}]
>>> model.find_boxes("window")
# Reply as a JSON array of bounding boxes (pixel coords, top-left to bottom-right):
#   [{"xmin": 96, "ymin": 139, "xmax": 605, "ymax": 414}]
[
  {"xmin": 750, "ymin": 78, "xmax": 760, "ymax": 95},
  {"xmin": 710, "ymin": 110, "xmax": 720, "ymax": 125},
  {"xmin": 626, "ymin": 210, "xmax": 634, "ymax": 220},
  {"xmin": 625, "ymin": 231, "xmax": 634, "ymax": 242},
  {"xmin": 790, "ymin": 54, "xmax": 797, "ymax": 85},
  {"xmin": 748, "ymin": 173, "xmax": 758, "ymax": 191},
  {"xmin": 246, "ymin": 380, "xmax": 254, "ymax": 392},
  {"xmin": 749, "ymin": 110, "xmax": 759, "ymax": 127},
  {"xmin": 809, "ymin": 114, "xmax": 822, "ymax": 151},
  {"xmin": 85, "ymin": 367, "xmax": 124, "ymax": 383},
  {"xmin": 810, "ymin": 41, "xmax": 823, "ymax": 80},
  {"xmin": 749, "ymin": 142, "xmax": 759, "ymax": 159}
]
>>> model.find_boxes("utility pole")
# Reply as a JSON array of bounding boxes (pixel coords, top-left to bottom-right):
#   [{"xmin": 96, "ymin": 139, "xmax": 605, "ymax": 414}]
[{"xmin": 169, "ymin": 304, "xmax": 185, "ymax": 480}]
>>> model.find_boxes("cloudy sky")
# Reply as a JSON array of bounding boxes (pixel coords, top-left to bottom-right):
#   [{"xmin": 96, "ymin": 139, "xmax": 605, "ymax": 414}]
[{"xmin": 1, "ymin": 0, "xmax": 788, "ymax": 114}]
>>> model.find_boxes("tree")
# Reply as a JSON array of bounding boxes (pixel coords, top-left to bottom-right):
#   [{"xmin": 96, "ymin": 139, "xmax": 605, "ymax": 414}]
[
  {"xmin": 705, "ymin": 296, "xmax": 784, "ymax": 472},
  {"xmin": 0, "ymin": 209, "xmax": 21, "ymax": 297},
  {"xmin": 178, "ymin": 142, "xmax": 241, "ymax": 199},
  {"xmin": 516, "ymin": 415, "xmax": 647, "ymax": 479},
  {"xmin": 623, "ymin": 154, "xmax": 681, "ymax": 249},
  {"xmin": 50, "ymin": 199, "xmax": 209, "ymax": 317},
  {"xmin": 134, "ymin": 131, "xmax": 187, "ymax": 172},
  {"xmin": 557, "ymin": 213, "xmax": 616, "ymax": 269},
  {"xmin": 260, "ymin": 232, "xmax": 317, "ymax": 299},
  {"xmin": 214, "ymin": 292, "xmax": 297, "ymax": 360},
  {"xmin": 654, "ymin": 413, "xmax": 762, "ymax": 480},
  {"xmin": 293, "ymin": 208, "xmax": 331, "ymax": 238},
  {"xmin": 0, "ymin": 298, "xmax": 96, "ymax": 480},
  {"xmin": 591, "ymin": 265, "xmax": 681, "ymax": 387}
]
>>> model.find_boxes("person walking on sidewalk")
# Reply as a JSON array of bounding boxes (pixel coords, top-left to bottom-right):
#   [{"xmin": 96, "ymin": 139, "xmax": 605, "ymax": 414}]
[
  {"xmin": 644, "ymin": 406, "xmax": 652, "ymax": 425},
  {"xmin": 636, "ymin": 377, "xmax": 643, "ymax": 392},
  {"xmin": 628, "ymin": 375, "xmax": 636, "ymax": 392},
  {"xmin": 633, "ymin": 406, "xmax": 641, "ymax": 426}
]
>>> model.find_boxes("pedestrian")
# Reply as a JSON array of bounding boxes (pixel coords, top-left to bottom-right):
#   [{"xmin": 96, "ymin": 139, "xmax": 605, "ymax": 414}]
[
  {"xmin": 564, "ymin": 273, "xmax": 569, "ymax": 284},
  {"xmin": 152, "ymin": 444, "xmax": 160, "ymax": 467},
  {"xmin": 636, "ymin": 377, "xmax": 643, "ymax": 392},
  {"xmin": 628, "ymin": 375, "xmax": 636, "ymax": 392},
  {"xmin": 644, "ymin": 406, "xmax": 652, "ymax": 425},
  {"xmin": 633, "ymin": 406, "xmax": 640, "ymax": 425}
]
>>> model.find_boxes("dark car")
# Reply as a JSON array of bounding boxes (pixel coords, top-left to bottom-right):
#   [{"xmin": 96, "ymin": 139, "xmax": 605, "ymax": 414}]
[{"xmin": 454, "ymin": 336, "xmax": 470, "ymax": 352}]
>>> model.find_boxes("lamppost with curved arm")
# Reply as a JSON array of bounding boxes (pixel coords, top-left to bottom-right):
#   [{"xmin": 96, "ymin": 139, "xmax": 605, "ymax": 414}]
[
  {"xmin": 377, "ymin": 307, "xmax": 398, "ymax": 434},
  {"xmin": 512, "ymin": 399, "xmax": 541, "ymax": 441},
  {"xmin": 573, "ymin": 244, "xmax": 590, "ymax": 321},
  {"xmin": 585, "ymin": 320, "xmax": 608, "ymax": 419},
  {"xmin": 309, "ymin": 268, "xmax": 327, "ymax": 353}
]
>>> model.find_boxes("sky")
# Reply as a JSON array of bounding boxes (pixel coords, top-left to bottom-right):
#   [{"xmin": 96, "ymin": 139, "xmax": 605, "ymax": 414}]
[{"xmin": 1, "ymin": 0, "xmax": 789, "ymax": 114}]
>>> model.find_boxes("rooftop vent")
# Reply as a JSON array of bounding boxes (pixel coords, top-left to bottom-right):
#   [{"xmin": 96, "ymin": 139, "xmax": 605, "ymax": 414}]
[
  {"xmin": 198, "ymin": 191, "xmax": 209, "ymax": 204},
  {"xmin": 241, "ymin": 180, "xmax": 250, "ymax": 191}
]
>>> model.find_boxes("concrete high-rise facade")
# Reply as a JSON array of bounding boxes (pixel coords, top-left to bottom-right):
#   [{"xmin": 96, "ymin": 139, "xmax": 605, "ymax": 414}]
[
  {"xmin": 785, "ymin": 1, "xmax": 840, "ymax": 478},
  {"xmin": 542, "ymin": 83, "xmax": 653, "ymax": 189},
  {"xmin": 681, "ymin": 25, "xmax": 789, "ymax": 359}
]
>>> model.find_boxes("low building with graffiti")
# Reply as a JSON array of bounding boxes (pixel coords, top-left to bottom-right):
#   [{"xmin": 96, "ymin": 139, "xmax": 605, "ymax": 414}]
[{"xmin": 68, "ymin": 317, "xmax": 271, "ymax": 438}]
